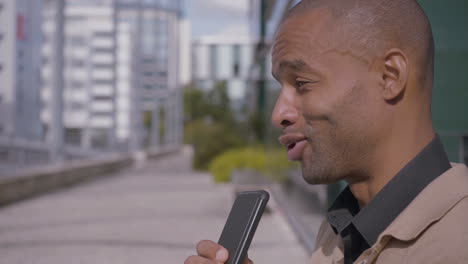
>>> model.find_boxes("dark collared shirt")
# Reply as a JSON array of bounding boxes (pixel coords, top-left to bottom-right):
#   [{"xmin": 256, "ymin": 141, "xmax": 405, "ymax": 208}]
[{"xmin": 327, "ymin": 135, "xmax": 452, "ymax": 264}]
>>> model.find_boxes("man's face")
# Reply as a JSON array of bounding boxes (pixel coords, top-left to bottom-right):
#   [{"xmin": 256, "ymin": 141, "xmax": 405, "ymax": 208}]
[{"xmin": 271, "ymin": 10, "xmax": 384, "ymax": 184}]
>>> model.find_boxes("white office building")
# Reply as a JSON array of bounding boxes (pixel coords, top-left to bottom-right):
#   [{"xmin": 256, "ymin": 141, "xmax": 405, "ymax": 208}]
[
  {"xmin": 41, "ymin": 0, "xmax": 119, "ymax": 151},
  {"xmin": 116, "ymin": 0, "xmax": 183, "ymax": 150},
  {"xmin": 41, "ymin": 0, "xmax": 184, "ymax": 153},
  {"xmin": 192, "ymin": 36, "xmax": 256, "ymax": 117}
]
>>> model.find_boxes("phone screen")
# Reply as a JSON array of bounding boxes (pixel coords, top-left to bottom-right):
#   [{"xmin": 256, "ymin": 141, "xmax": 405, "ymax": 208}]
[{"xmin": 218, "ymin": 190, "xmax": 269, "ymax": 264}]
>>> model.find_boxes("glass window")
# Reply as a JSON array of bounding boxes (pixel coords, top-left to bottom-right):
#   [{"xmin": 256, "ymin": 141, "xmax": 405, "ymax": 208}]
[
  {"xmin": 93, "ymin": 47, "xmax": 113, "ymax": 53},
  {"xmin": 118, "ymin": 10, "xmax": 138, "ymax": 30},
  {"xmin": 90, "ymin": 129, "xmax": 109, "ymax": 149},
  {"xmin": 65, "ymin": 128, "xmax": 82, "ymax": 146},
  {"xmin": 209, "ymin": 45, "xmax": 217, "ymax": 78},
  {"xmin": 94, "ymin": 80, "xmax": 113, "ymax": 85},
  {"xmin": 142, "ymin": 13, "xmax": 157, "ymax": 54},
  {"xmin": 233, "ymin": 44, "xmax": 241, "ymax": 77},
  {"xmin": 68, "ymin": 36, "xmax": 86, "ymax": 46},
  {"xmin": 158, "ymin": 45, "xmax": 168, "ymax": 60},
  {"xmin": 93, "ymin": 95, "xmax": 112, "ymax": 100},
  {"xmin": 118, "ymin": 0, "xmax": 138, "ymax": 4},
  {"xmin": 93, "ymin": 62, "xmax": 111, "ymax": 69},
  {"xmin": 70, "ymin": 101, "xmax": 84, "ymax": 111},
  {"xmin": 94, "ymin": 32, "xmax": 113, "ymax": 38},
  {"xmin": 143, "ymin": 0, "xmax": 159, "ymax": 5},
  {"xmin": 70, "ymin": 80, "xmax": 84, "ymax": 89},
  {"xmin": 70, "ymin": 59, "xmax": 85, "ymax": 68}
]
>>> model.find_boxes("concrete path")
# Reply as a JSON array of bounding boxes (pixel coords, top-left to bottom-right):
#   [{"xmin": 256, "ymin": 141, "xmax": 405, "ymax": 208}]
[{"xmin": 0, "ymin": 149, "xmax": 309, "ymax": 264}]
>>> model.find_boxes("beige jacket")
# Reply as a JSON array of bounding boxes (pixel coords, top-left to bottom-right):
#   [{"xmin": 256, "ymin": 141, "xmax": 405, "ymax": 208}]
[{"xmin": 311, "ymin": 163, "xmax": 468, "ymax": 264}]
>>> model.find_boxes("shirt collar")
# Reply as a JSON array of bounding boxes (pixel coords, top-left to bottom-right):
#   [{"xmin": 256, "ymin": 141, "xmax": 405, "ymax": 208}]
[{"xmin": 327, "ymin": 135, "xmax": 451, "ymax": 246}]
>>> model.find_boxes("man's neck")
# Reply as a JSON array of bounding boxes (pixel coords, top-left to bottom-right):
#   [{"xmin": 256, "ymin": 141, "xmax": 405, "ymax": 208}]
[{"xmin": 349, "ymin": 127, "xmax": 436, "ymax": 209}]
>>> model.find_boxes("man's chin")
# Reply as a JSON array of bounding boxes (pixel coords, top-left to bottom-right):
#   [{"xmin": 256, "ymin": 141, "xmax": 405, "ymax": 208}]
[{"xmin": 301, "ymin": 165, "xmax": 338, "ymax": 185}]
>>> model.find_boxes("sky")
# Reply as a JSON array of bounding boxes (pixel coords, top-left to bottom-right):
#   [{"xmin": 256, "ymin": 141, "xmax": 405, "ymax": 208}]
[{"xmin": 185, "ymin": 0, "xmax": 250, "ymax": 39}]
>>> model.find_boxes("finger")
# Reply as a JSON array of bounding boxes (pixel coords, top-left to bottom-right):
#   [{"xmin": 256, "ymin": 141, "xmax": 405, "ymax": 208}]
[
  {"xmin": 184, "ymin": 255, "xmax": 217, "ymax": 264},
  {"xmin": 196, "ymin": 240, "xmax": 229, "ymax": 262}
]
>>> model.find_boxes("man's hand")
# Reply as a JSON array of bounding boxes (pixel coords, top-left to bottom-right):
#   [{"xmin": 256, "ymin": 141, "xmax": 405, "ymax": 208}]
[{"xmin": 184, "ymin": 240, "xmax": 253, "ymax": 264}]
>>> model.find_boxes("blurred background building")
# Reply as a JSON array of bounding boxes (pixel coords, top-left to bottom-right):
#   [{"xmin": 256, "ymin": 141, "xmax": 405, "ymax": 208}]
[
  {"xmin": 0, "ymin": 0, "xmax": 186, "ymax": 171},
  {"xmin": 192, "ymin": 36, "xmax": 255, "ymax": 119},
  {"xmin": 0, "ymin": 0, "xmax": 45, "ymax": 166},
  {"xmin": 0, "ymin": 0, "xmax": 43, "ymax": 142}
]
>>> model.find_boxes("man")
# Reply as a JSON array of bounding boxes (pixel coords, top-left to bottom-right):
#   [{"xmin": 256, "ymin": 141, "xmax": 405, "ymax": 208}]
[{"xmin": 185, "ymin": 0, "xmax": 468, "ymax": 263}]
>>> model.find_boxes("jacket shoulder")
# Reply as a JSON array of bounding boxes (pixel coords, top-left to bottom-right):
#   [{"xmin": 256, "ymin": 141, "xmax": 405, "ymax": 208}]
[{"xmin": 405, "ymin": 195, "xmax": 468, "ymax": 263}]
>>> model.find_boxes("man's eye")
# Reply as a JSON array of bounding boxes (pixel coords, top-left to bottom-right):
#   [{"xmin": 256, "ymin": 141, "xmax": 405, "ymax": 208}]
[
  {"xmin": 296, "ymin": 81, "xmax": 307, "ymax": 87},
  {"xmin": 295, "ymin": 80, "xmax": 317, "ymax": 87}
]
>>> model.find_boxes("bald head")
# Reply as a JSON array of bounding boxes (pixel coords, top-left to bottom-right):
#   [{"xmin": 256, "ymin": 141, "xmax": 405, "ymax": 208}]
[{"xmin": 285, "ymin": 0, "xmax": 435, "ymax": 89}]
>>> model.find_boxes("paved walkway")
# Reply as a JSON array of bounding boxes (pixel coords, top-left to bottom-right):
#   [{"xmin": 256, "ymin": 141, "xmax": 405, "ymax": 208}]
[{"xmin": 0, "ymin": 149, "xmax": 309, "ymax": 263}]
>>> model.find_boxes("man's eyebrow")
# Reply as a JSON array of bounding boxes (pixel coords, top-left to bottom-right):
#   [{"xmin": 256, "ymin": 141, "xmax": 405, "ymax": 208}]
[
  {"xmin": 272, "ymin": 59, "xmax": 318, "ymax": 79},
  {"xmin": 279, "ymin": 59, "xmax": 310, "ymax": 72}
]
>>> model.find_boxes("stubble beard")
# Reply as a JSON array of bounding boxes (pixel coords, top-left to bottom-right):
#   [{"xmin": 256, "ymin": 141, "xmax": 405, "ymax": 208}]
[{"xmin": 300, "ymin": 136, "xmax": 345, "ymax": 185}]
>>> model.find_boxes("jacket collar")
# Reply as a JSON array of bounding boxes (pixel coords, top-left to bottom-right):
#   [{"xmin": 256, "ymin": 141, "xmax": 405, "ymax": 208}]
[
  {"xmin": 327, "ymin": 135, "xmax": 451, "ymax": 247},
  {"xmin": 379, "ymin": 163, "xmax": 468, "ymax": 242}
]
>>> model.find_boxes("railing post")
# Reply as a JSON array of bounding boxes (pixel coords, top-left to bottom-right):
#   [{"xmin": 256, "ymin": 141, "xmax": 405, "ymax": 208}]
[{"xmin": 50, "ymin": 0, "xmax": 65, "ymax": 163}]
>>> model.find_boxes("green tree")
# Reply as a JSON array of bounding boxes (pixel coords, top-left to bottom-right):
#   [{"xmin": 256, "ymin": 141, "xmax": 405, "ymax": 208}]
[{"xmin": 183, "ymin": 81, "xmax": 247, "ymax": 170}]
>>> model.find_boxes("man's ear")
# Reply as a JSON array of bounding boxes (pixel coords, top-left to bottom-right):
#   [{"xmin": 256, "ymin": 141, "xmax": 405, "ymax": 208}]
[{"xmin": 381, "ymin": 49, "xmax": 408, "ymax": 101}]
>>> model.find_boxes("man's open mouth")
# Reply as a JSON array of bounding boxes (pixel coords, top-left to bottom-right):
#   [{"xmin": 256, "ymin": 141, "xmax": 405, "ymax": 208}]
[
  {"xmin": 288, "ymin": 142, "xmax": 296, "ymax": 150},
  {"xmin": 279, "ymin": 134, "xmax": 308, "ymax": 161}
]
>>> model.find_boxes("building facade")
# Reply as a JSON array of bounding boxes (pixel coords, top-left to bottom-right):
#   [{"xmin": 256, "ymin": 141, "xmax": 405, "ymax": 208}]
[
  {"xmin": 0, "ymin": 0, "xmax": 43, "ymax": 141},
  {"xmin": 42, "ymin": 0, "xmax": 118, "ymax": 152},
  {"xmin": 116, "ymin": 0, "xmax": 183, "ymax": 151},
  {"xmin": 0, "ymin": 0, "xmax": 48, "ymax": 169},
  {"xmin": 192, "ymin": 36, "xmax": 256, "ymax": 119},
  {"xmin": 41, "ymin": 0, "xmax": 184, "ymax": 154}
]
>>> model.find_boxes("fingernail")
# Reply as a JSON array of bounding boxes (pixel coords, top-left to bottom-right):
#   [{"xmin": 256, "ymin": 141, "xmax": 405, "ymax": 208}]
[{"xmin": 215, "ymin": 249, "xmax": 228, "ymax": 261}]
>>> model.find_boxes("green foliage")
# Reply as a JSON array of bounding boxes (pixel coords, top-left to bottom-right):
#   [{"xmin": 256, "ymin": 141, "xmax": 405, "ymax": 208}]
[
  {"xmin": 184, "ymin": 82, "xmax": 248, "ymax": 170},
  {"xmin": 189, "ymin": 120, "xmax": 246, "ymax": 170},
  {"xmin": 184, "ymin": 86, "xmax": 208, "ymax": 123},
  {"xmin": 208, "ymin": 148, "xmax": 266, "ymax": 182},
  {"xmin": 208, "ymin": 147, "xmax": 295, "ymax": 183},
  {"xmin": 183, "ymin": 81, "xmax": 235, "ymax": 126},
  {"xmin": 247, "ymin": 111, "xmax": 266, "ymax": 142}
]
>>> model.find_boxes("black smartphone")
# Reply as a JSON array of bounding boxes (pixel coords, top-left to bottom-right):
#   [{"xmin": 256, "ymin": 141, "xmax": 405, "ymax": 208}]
[{"xmin": 217, "ymin": 190, "xmax": 270, "ymax": 264}]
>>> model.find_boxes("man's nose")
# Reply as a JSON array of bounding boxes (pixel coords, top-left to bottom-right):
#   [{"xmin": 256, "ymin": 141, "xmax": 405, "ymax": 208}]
[{"xmin": 271, "ymin": 90, "xmax": 299, "ymax": 129}]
